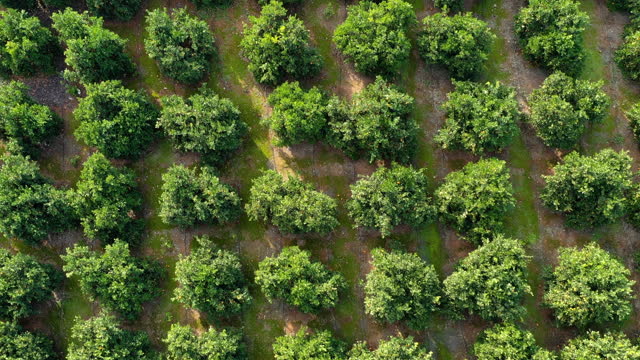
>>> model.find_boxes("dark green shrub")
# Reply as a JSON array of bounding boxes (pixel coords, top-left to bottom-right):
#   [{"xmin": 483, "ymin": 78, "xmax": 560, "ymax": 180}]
[
  {"xmin": 434, "ymin": 0, "xmax": 463, "ymax": 12},
  {"xmin": 348, "ymin": 335, "xmax": 433, "ymax": 360},
  {"xmin": 616, "ymin": 29, "xmax": 640, "ymax": 81},
  {"xmin": 627, "ymin": 102, "xmax": 640, "ymax": 142},
  {"xmin": 86, "ymin": 0, "xmax": 142, "ymax": 21},
  {"xmin": 473, "ymin": 323, "xmax": 553, "ymax": 360},
  {"xmin": 560, "ymin": 331, "xmax": 640, "ymax": 359},
  {"xmin": 0, "ymin": 321, "xmax": 56, "ymax": 360},
  {"xmin": 273, "ymin": 328, "xmax": 345, "ymax": 360},
  {"xmin": 165, "ymin": 324, "xmax": 247, "ymax": 360}
]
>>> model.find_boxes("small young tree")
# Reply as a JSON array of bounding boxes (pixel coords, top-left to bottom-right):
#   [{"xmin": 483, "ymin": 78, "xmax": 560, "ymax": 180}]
[
  {"xmin": 265, "ymin": 81, "xmax": 329, "ymax": 146},
  {"xmin": 514, "ymin": 0, "xmax": 589, "ymax": 75},
  {"xmin": 327, "ymin": 77, "xmax": 418, "ymax": 163},
  {"xmin": 0, "ymin": 81, "xmax": 62, "ymax": 157},
  {"xmin": 158, "ymin": 88, "xmax": 246, "ymax": 164},
  {"xmin": 74, "ymin": 80, "xmax": 158, "ymax": 159},
  {"xmin": 165, "ymin": 324, "xmax": 246, "ymax": 360},
  {"xmin": 174, "ymin": 236, "xmax": 252, "ymax": 318},
  {"xmin": 627, "ymin": 102, "xmax": 640, "ymax": 143},
  {"xmin": 544, "ymin": 243, "xmax": 634, "ymax": 328},
  {"xmin": 418, "ymin": 12, "xmax": 495, "ymax": 79},
  {"xmin": 52, "ymin": 9, "xmax": 135, "ymax": 84},
  {"xmin": 0, "ymin": 249, "xmax": 61, "ymax": 320},
  {"xmin": 72, "ymin": 152, "xmax": 144, "ymax": 245},
  {"xmin": 607, "ymin": 0, "xmax": 635, "ymax": 11},
  {"xmin": 145, "ymin": 8, "xmax": 215, "ymax": 84},
  {"xmin": 62, "ymin": 240, "xmax": 162, "ymax": 320},
  {"xmin": 333, "ymin": 0, "xmax": 416, "ymax": 76},
  {"xmin": 434, "ymin": 0, "xmax": 463, "ymax": 12},
  {"xmin": 541, "ymin": 149, "xmax": 632, "ymax": 228},
  {"xmin": 0, "ymin": 321, "xmax": 56, "ymax": 360},
  {"xmin": 348, "ymin": 335, "xmax": 433, "ymax": 360},
  {"xmin": 364, "ymin": 248, "xmax": 442, "ymax": 329},
  {"xmin": 255, "ymin": 246, "xmax": 346, "ymax": 313},
  {"xmin": 560, "ymin": 331, "xmax": 640, "ymax": 359},
  {"xmin": 473, "ymin": 323, "xmax": 553, "ymax": 360},
  {"xmin": 435, "ymin": 158, "xmax": 515, "ymax": 244},
  {"xmin": 348, "ymin": 164, "xmax": 436, "ymax": 237},
  {"xmin": 528, "ymin": 72, "xmax": 609, "ymax": 149},
  {"xmin": 436, "ymin": 81, "xmax": 520, "ymax": 154},
  {"xmin": 246, "ymin": 170, "xmax": 339, "ymax": 234},
  {"xmin": 240, "ymin": 1, "xmax": 322, "ymax": 85},
  {"xmin": 86, "ymin": 0, "xmax": 142, "ymax": 21},
  {"xmin": 616, "ymin": 29, "xmax": 640, "ymax": 81},
  {"xmin": 0, "ymin": 10, "xmax": 57, "ymax": 77},
  {"xmin": 67, "ymin": 313, "xmax": 156, "ymax": 360},
  {"xmin": 160, "ymin": 165, "xmax": 241, "ymax": 228},
  {"xmin": 443, "ymin": 235, "xmax": 531, "ymax": 321},
  {"xmin": 273, "ymin": 328, "xmax": 346, "ymax": 360}
]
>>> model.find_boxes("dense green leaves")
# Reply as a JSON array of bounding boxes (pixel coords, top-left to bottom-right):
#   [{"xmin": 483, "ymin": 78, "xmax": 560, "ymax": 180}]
[
  {"xmin": 74, "ymin": 80, "xmax": 158, "ymax": 159},
  {"xmin": 436, "ymin": 81, "xmax": 520, "ymax": 154},
  {"xmin": 160, "ymin": 165, "xmax": 241, "ymax": 227},
  {"xmin": 528, "ymin": 72, "xmax": 609, "ymax": 149},
  {"xmin": 560, "ymin": 331, "xmax": 640, "ymax": 359},
  {"xmin": 544, "ymin": 243, "xmax": 634, "ymax": 328},
  {"xmin": 255, "ymin": 246, "xmax": 345, "ymax": 313},
  {"xmin": 418, "ymin": 12, "xmax": 495, "ymax": 79},
  {"xmin": 627, "ymin": 102, "xmax": 640, "ymax": 143},
  {"xmin": 174, "ymin": 236, "xmax": 252, "ymax": 318},
  {"xmin": 473, "ymin": 323, "xmax": 553, "ymax": 360},
  {"xmin": 434, "ymin": 0, "xmax": 462, "ymax": 12},
  {"xmin": 273, "ymin": 328, "xmax": 345, "ymax": 360},
  {"xmin": 0, "ymin": 321, "xmax": 56, "ymax": 360},
  {"xmin": 364, "ymin": 248, "xmax": 441, "ymax": 329},
  {"xmin": 443, "ymin": 235, "xmax": 531, "ymax": 321},
  {"xmin": 145, "ymin": 8, "xmax": 215, "ymax": 84},
  {"xmin": 348, "ymin": 335, "xmax": 433, "ymax": 360},
  {"xmin": 515, "ymin": 0, "xmax": 588, "ymax": 75},
  {"xmin": 348, "ymin": 164, "xmax": 436, "ymax": 237},
  {"xmin": 541, "ymin": 149, "xmax": 632, "ymax": 228},
  {"xmin": 165, "ymin": 324, "xmax": 246, "ymax": 360},
  {"xmin": 87, "ymin": 0, "xmax": 142, "ymax": 21},
  {"xmin": 333, "ymin": 0, "xmax": 416, "ymax": 76},
  {"xmin": 616, "ymin": 29, "xmax": 640, "ymax": 80},
  {"xmin": 63, "ymin": 240, "xmax": 162, "ymax": 320},
  {"xmin": 246, "ymin": 170, "xmax": 339, "ymax": 234},
  {"xmin": 435, "ymin": 158, "xmax": 515, "ymax": 244},
  {"xmin": 240, "ymin": 1, "xmax": 321, "ymax": 85}
]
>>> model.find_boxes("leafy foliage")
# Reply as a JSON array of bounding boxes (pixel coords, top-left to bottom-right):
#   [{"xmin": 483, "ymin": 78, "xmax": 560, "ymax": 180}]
[
  {"xmin": 273, "ymin": 328, "xmax": 345, "ymax": 360},
  {"xmin": 174, "ymin": 236, "xmax": 252, "ymax": 318},
  {"xmin": 240, "ymin": 1, "xmax": 321, "ymax": 85},
  {"xmin": 443, "ymin": 235, "xmax": 531, "ymax": 321},
  {"xmin": 544, "ymin": 243, "xmax": 634, "ymax": 328},
  {"xmin": 627, "ymin": 183, "xmax": 640, "ymax": 229},
  {"xmin": 72, "ymin": 152, "xmax": 144, "ymax": 245},
  {"xmin": 560, "ymin": 331, "xmax": 640, "ymax": 359},
  {"xmin": 364, "ymin": 248, "xmax": 441, "ymax": 329},
  {"xmin": 434, "ymin": 0, "xmax": 462, "ymax": 12},
  {"xmin": 608, "ymin": 0, "xmax": 636, "ymax": 11},
  {"xmin": 190, "ymin": 0, "xmax": 231, "ymax": 7},
  {"xmin": 160, "ymin": 165, "xmax": 241, "ymax": 228},
  {"xmin": 348, "ymin": 335, "xmax": 433, "ymax": 360},
  {"xmin": 436, "ymin": 80, "xmax": 520, "ymax": 154},
  {"xmin": 74, "ymin": 80, "xmax": 158, "ymax": 159},
  {"xmin": 528, "ymin": 72, "xmax": 609, "ymax": 148},
  {"xmin": 87, "ymin": 0, "xmax": 142, "ymax": 21},
  {"xmin": 0, "ymin": 249, "xmax": 60, "ymax": 320},
  {"xmin": 255, "ymin": 246, "xmax": 346, "ymax": 313},
  {"xmin": 628, "ymin": 102, "xmax": 640, "ymax": 143},
  {"xmin": 145, "ymin": 8, "xmax": 215, "ymax": 84},
  {"xmin": 473, "ymin": 323, "xmax": 552, "ymax": 360},
  {"xmin": 165, "ymin": 324, "xmax": 246, "ymax": 360},
  {"xmin": 0, "ymin": 9, "xmax": 57, "ymax": 77},
  {"xmin": 0, "ymin": 321, "xmax": 56, "ymax": 360},
  {"xmin": 159, "ymin": 87, "xmax": 246, "ymax": 164},
  {"xmin": 418, "ymin": 12, "xmax": 495, "ymax": 79},
  {"xmin": 514, "ymin": 0, "xmax": 588, "ymax": 75},
  {"xmin": 327, "ymin": 77, "xmax": 418, "ymax": 163},
  {"xmin": 333, "ymin": 0, "xmax": 416, "ymax": 76},
  {"xmin": 67, "ymin": 313, "xmax": 156, "ymax": 360},
  {"xmin": 541, "ymin": 149, "xmax": 632, "ymax": 228},
  {"xmin": 435, "ymin": 158, "xmax": 515, "ymax": 244},
  {"xmin": 616, "ymin": 29, "xmax": 640, "ymax": 80},
  {"xmin": 348, "ymin": 164, "xmax": 436, "ymax": 237},
  {"xmin": 63, "ymin": 240, "xmax": 162, "ymax": 320},
  {"xmin": 246, "ymin": 170, "xmax": 339, "ymax": 234}
]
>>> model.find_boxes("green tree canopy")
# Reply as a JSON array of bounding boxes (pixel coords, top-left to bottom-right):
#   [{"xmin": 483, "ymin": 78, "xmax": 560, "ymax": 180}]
[
  {"xmin": 418, "ymin": 12, "xmax": 495, "ymax": 79},
  {"xmin": 62, "ymin": 240, "xmax": 162, "ymax": 320},
  {"xmin": 434, "ymin": 0, "xmax": 463, "ymax": 12},
  {"xmin": 273, "ymin": 328, "xmax": 346, "ymax": 360},
  {"xmin": 348, "ymin": 164, "xmax": 436, "ymax": 237},
  {"xmin": 246, "ymin": 170, "xmax": 339, "ymax": 234},
  {"xmin": 327, "ymin": 77, "xmax": 418, "ymax": 163},
  {"xmin": 0, "ymin": 249, "xmax": 60, "ymax": 320},
  {"xmin": 435, "ymin": 158, "xmax": 515, "ymax": 244},
  {"xmin": 174, "ymin": 236, "xmax": 252, "ymax": 318},
  {"xmin": 436, "ymin": 80, "xmax": 520, "ymax": 154},
  {"xmin": 145, "ymin": 8, "xmax": 215, "ymax": 84},
  {"xmin": 158, "ymin": 87, "xmax": 246, "ymax": 163},
  {"xmin": 541, "ymin": 149, "xmax": 632, "ymax": 228},
  {"xmin": 348, "ymin": 335, "xmax": 433, "ymax": 360},
  {"xmin": 528, "ymin": 72, "xmax": 609, "ymax": 149},
  {"xmin": 616, "ymin": 29, "xmax": 640, "ymax": 81},
  {"xmin": 560, "ymin": 331, "xmax": 640, "ymax": 359},
  {"xmin": 160, "ymin": 165, "xmax": 241, "ymax": 228},
  {"xmin": 255, "ymin": 246, "xmax": 346, "ymax": 313},
  {"xmin": 165, "ymin": 324, "xmax": 246, "ymax": 360},
  {"xmin": 473, "ymin": 323, "xmax": 553, "ymax": 360},
  {"xmin": 87, "ymin": 0, "xmax": 142, "ymax": 21},
  {"xmin": 72, "ymin": 152, "xmax": 144, "ymax": 245},
  {"xmin": 544, "ymin": 243, "xmax": 635, "ymax": 328},
  {"xmin": 0, "ymin": 321, "xmax": 56, "ymax": 360},
  {"xmin": 333, "ymin": 0, "xmax": 416, "ymax": 76},
  {"xmin": 514, "ymin": 0, "xmax": 589, "ymax": 75},
  {"xmin": 364, "ymin": 248, "xmax": 442, "ymax": 329},
  {"xmin": 0, "ymin": 9, "xmax": 57, "ymax": 77},
  {"xmin": 443, "ymin": 235, "xmax": 531, "ymax": 321},
  {"xmin": 240, "ymin": 1, "xmax": 321, "ymax": 85},
  {"xmin": 627, "ymin": 101, "xmax": 640, "ymax": 144},
  {"xmin": 74, "ymin": 80, "xmax": 158, "ymax": 159}
]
